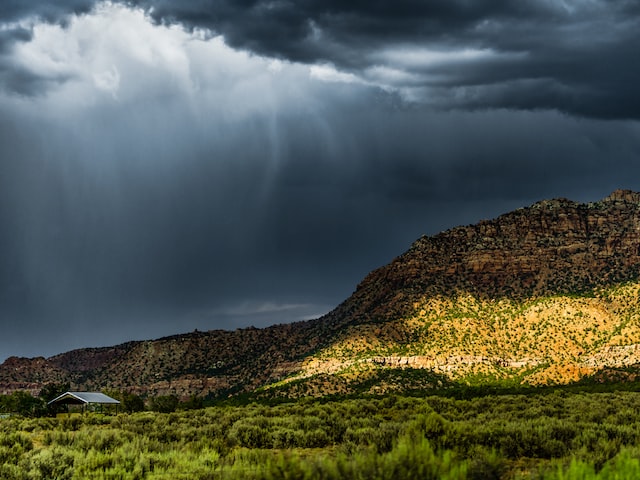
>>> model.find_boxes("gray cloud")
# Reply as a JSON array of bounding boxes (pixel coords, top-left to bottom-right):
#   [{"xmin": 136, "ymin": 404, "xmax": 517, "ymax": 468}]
[
  {"xmin": 1, "ymin": 1, "xmax": 639, "ymax": 118},
  {"xmin": 0, "ymin": 28, "xmax": 35, "ymax": 94},
  {"xmin": 134, "ymin": 0, "xmax": 555, "ymax": 62},
  {"xmin": 126, "ymin": 0, "xmax": 640, "ymax": 119},
  {"xmin": 0, "ymin": 0, "xmax": 95, "ymax": 23},
  {"xmin": 0, "ymin": 27, "xmax": 32, "ymax": 52}
]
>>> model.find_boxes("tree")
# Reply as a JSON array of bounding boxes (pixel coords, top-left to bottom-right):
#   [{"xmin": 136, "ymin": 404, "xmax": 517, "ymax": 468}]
[
  {"xmin": 38, "ymin": 382, "xmax": 71, "ymax": 403},
  {"xmin": 2, "ymin": 391, "xmax": 43, "ymax": 417},
  {"xmin": 104, "ymin": 389, "xmax": 146, "ymax": 413},
  {"xmin": 39, "ymin": 382, "xmax": 71, "ymax": 416},
  {"xmin": 121, "ymin": 392, "xmax": 145, "ymax": 413},
  {"xmin": 150, "ymin": 395, "xmax": 179, "ymax": 413}
]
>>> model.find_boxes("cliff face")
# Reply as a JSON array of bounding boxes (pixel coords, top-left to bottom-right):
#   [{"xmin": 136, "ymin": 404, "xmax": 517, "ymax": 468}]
[
  {"xmin": 3, "ymin": 190, "xmax": 640, "ymax": 398},
  {"xmin": 343, "ymin": 190, "xmax": 640, "ymax": 322}
]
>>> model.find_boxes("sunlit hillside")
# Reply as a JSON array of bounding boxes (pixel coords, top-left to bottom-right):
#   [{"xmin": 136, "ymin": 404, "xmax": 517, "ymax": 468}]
[{"xmin": 273, "ymin": 282, "xmax": 640, "ymax": 396}]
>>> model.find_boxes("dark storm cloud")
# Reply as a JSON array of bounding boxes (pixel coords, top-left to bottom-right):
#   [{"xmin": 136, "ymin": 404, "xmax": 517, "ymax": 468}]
[
  {"xmin": 127, "ymin": 0, "xmax": 640, "ymax": 119},
  {"xmin": 0, "ymin": 0, "xmax": 95, "ymax": 23},
  {"xmin": 134, "ymin": 0, "xmax": 549, "ymax": 63},
  {"xmin": 1, "ymin": 0, "xmax": 639, "ymax": 117}
]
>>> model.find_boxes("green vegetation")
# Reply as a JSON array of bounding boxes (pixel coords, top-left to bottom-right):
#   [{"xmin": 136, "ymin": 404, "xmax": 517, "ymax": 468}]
[{"xmin": 4, "ymin": 389, "xmax": 640, "ymax": 478}]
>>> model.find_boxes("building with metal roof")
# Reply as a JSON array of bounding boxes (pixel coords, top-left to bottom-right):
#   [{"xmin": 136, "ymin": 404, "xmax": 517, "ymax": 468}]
[{"xmin": 48, "ymin": 392, "xmax": 120, "ymax": 413}]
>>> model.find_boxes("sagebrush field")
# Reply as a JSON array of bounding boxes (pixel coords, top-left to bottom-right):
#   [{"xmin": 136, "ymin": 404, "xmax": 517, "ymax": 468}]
[{"xmin": 3, "ymin": 388, "xmax": 640, "ymax": 479}]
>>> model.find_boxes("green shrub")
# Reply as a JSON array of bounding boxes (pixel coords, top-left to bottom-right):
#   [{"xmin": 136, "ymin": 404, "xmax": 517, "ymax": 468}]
[{"xmin": 25, "ymin": 446, "xmax": 74, "ymax": 480}]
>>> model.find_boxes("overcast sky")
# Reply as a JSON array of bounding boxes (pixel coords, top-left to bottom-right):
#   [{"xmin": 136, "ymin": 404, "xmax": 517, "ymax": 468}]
[{"xmin": 1, "ymin": 1, "xmax": 639, "ymax": 360}]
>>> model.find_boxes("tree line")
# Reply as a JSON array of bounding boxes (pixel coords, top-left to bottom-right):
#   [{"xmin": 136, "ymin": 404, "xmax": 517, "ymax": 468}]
[{"xmin": 0, "ymin": 384, "xmax": 202, "ymax": 417}]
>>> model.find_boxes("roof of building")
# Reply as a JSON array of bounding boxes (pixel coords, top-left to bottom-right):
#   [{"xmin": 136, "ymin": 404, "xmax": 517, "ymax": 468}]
[{"xmin": 48, "ymin": 392, "xmax": 120, "ymax": 405}]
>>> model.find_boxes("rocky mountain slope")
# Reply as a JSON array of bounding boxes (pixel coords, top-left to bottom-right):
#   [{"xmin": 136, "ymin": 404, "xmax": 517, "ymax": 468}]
[{"xmin": 3, "ymin": 189, "xmax": 640, "ymax": 398}]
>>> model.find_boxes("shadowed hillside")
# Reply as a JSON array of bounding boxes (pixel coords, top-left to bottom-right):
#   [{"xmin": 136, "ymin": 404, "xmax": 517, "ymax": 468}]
[{"xmin": 3, "ymin": 189, "xmax": 640, "ymax": 398}]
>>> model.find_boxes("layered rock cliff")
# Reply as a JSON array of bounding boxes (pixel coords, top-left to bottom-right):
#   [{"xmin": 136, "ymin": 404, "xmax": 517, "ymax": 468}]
[{"xmin": 341, "ymin": 189, "xmax": 640, "ymax": 324}]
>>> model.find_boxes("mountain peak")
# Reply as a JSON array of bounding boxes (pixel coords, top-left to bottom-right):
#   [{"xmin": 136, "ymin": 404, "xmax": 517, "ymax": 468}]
[{"xmin": 601, "ymin": 189, "xmax": 640, "ymax": 204}]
